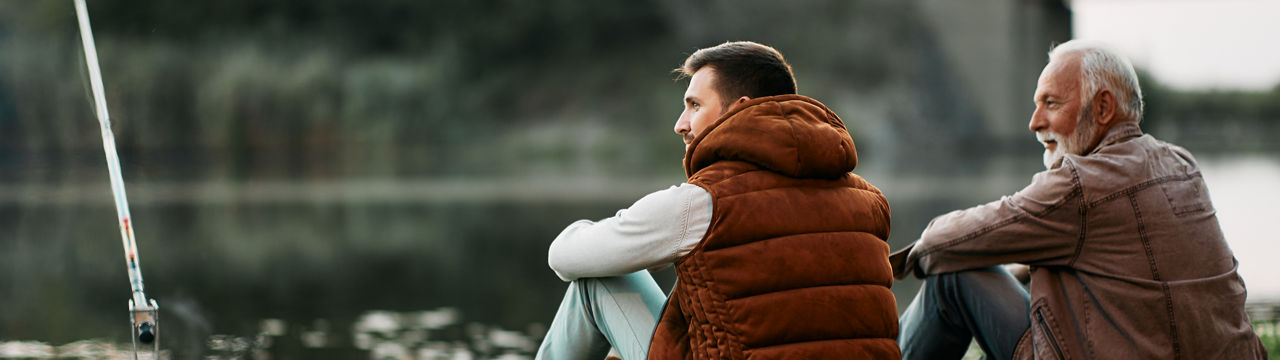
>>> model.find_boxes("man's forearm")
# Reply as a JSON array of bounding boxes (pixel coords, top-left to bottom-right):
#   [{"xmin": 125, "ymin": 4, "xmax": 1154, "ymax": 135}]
[
  {"xmin": 548, "ymin": 219, "xmax": 654, "ymax": 281},
  {"xmin": 897, "ymin": 166, "xmax": 1085, "ymax": 278},
  {"xmin": 545, "ymin": 184, "xmax": 710, "ymax": 281}
]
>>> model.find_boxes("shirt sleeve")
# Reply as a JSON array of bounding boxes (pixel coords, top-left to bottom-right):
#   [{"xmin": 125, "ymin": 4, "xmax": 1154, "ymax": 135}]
[
  {"xmin": 547, "ymin": 183, "xmax": 712, "ymax": 281},
  {"xmin": 892, "ymin": 161, "xmax": 1084, "ymax": 279}
]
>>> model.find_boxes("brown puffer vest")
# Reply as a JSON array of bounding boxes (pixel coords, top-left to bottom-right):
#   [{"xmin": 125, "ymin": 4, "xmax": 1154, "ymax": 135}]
[{"xmin": 648, "ymin": 95, "xmax": 900, "ymax": 359}]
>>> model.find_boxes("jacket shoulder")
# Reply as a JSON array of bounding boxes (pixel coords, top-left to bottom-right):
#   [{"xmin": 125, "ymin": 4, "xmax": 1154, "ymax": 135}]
[{"xmin": 1065, "ymin": 135, "xmax": 1202, "ymax": 204}]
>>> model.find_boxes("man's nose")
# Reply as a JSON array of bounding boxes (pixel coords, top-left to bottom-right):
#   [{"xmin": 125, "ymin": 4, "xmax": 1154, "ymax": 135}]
[
  {"xmin": 674, "ymin": 116, "xmax": 689, "ymax": 135},
  {"xmin": 1028, "ymin": 109, "xmax": 1047, "ymax": 133}
]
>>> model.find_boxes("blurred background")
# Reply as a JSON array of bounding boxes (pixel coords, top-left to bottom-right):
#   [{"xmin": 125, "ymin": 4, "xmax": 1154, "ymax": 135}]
[{"xmin": 1, "ymin": 0, "xmax": 1277, "ymax": 358}]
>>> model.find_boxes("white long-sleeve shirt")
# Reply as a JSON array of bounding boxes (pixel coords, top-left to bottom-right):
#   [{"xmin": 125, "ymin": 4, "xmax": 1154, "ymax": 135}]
[{"xmin": 547, "ymin": 183, "xmax": 713, "ymax": 281}]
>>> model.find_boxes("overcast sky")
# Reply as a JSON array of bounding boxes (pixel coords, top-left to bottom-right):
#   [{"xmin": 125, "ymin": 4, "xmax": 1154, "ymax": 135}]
[{"xmin": 1073, "ymin": 0, "xmax": 1280, "ymax": 91}]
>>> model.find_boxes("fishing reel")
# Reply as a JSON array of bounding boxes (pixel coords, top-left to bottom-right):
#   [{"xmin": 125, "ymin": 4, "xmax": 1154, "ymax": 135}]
[{"xmin": 130, "ymin": 299, "xmax": 160, "ymax": 359}]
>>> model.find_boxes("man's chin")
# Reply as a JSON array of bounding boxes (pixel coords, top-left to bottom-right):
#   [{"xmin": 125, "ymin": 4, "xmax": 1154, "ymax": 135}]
[{"xmin": 1043, "ymin": 151, "xmax": 1064, "ymax": 170}]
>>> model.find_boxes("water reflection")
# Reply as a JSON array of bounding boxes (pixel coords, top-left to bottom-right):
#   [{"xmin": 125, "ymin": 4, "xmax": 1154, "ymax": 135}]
[
  {"xmin": 206, "ymin": 307, "xmax": 545, "ymax": 356},
  {"xmin": 1, "ymin": 155, "xmax": 1275, "ymax": 359},
  {"xmin": 0, "ymin": 340, "xmax": 168, "ymax": 359},
  {"xmin": 0, "ymin": 307, "xmax": 540, "ymax": 359},
  {"xmin": 197, "ymin": 308, "xmax": 540, "ymax": 359},
  {"xmin": 178, "ymin": 264, "xmax": 555, "ymax": 359},
  {"xmin": 348, "ymin": 308, "xmax": 539, "ymax": 360}
]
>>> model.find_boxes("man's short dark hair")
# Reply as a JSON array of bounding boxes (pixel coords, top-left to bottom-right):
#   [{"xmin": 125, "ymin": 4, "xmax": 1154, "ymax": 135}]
[{"xmin": 677, "ymin": 41, "xmax": 797, "ymax": 108}]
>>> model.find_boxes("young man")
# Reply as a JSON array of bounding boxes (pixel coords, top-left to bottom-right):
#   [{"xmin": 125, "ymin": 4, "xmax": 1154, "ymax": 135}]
[
  {"xmin": 891, "ymin": 40, "xmax": 1267, "ymax": 359},
  {"xmin": 537, "ymin": 41, "xmax": 899, "ymax": 359}
]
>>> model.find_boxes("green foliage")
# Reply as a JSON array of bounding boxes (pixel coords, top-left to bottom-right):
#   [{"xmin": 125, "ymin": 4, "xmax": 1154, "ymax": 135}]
[
  {"xmin": 1139, "ymin": 71, "xmax": 1280, "ymax": 153},
  {"xmin": 2, "ymin": 0, "xmax": 944, "ymax": 182},
  {"xmin": 1259, "ymin": 322, "xmax": 1280, "ymax": 359},
  {"xmin": 0, "ymin": 1, "xmax": 690, "ymax": 180},
  {"xmin": 0, "ymin": 0, "xmax": 1273, "ymax": 185}
]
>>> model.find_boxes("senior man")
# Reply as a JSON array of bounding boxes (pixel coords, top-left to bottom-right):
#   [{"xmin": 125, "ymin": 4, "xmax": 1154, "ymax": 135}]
[{"xmin": 890, "ymin": 40, "xmax": 1266, "ymax": 359}]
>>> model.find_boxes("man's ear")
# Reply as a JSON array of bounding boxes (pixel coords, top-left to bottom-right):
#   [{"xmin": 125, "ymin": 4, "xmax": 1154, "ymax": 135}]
[
  {"xmin": 736, "ymin": 96, "xmax": 750, "ymax": 105},
  {"xmin": 1094, "ymin": 89, "xmax": 1117, "ymax": 126}
]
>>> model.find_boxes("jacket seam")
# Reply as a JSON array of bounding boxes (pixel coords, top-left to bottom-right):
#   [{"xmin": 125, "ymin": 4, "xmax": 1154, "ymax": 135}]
[
  {"xmin": 1092, "ymin": 125, "xmax": 1142, "ymax": 152},
  {"xmin": 701, "ymin": 249, "xmax": 747, "ymax": 358},
  {"xmin": 1162, "ymin": 282, "xmax": 1182, "ymax": 360},
  {"xmin": 1164, "ymin": 176, "xmax": 1210, "ymax": 216},
  {"xmin": 715, "ymin": 182, "xmax": 879, "ymax": 200},
  {"xmin": 1012, "ymin": 329, "xmax": 1032, "ymax": 359},
  {"xmin": 1129, "ymin": 193, "xmax": 1161, "ymax": 282},
  {"xmin": 785, "ymin": 106, "xmax": 805, "ymax": 176},
  {"xmin": 704, "ymin": 254, "xmax": 745, "ymax": 359},
  {"xmin": 915, "ymin": 185, "xmax": 1081, "ymax": 258},
  {"xmin": 1067, "ymin": 164, "xmax": 1087, "ymax": 267},
  {"xmin": 679, "ymin": 180, "xmax": 715, "ymax": 261},
  {"xmin": 676, "ymin": 187, "xmax": 692, "ymax": 259},
  {"xmin": 685, "ymin": 256, "xmax": 711, "ymax": 358},
  {"xmin": 742, "ymin": 336, "xmax": 897, "ymax": 351},
  {"xmin": 1083, "ymin": 297, "xmax": 1096, "ymax": 359},
  {"xmin": 1086, "ymin": 174, "xmax": 1195, "ymax": 209},
  {"xmin": 1033, "ymin": 301, "xmax": 1070, "ymax": 359},
  {"xmin": 1129, "ymin": 193, "xmax": 1183, "ymax": 359},
  {"xmin": 682, "ymin": 180, "xmax": 747, "ymax": 359},
  {"xmin": 724, "ymin": 281, "xmax": 894, "ymax": 301}
]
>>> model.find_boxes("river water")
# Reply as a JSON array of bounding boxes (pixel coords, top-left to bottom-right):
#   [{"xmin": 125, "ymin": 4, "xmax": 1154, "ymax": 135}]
[{"xmin": 1, "ymin": 155, "xmax": 1276, "ymax": 359}]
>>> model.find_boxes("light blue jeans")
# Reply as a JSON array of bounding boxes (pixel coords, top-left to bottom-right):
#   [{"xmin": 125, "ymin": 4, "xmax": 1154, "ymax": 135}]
[
  {"xmin": 899, "ymin": 266, "xmax": 1031, "ymax": 360},
  {"xmin": 536, "ymin": 271, "xmax": 667, "ymax": 360}
]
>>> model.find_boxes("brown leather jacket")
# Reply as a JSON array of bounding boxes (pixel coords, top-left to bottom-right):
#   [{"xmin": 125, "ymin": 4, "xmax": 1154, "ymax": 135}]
[
  {"xmin": 649, "ymin": 95, "xmax": 900, "ymax": 359},
  {"xmin": 892, "ymin": 122, "xmax": 1266, "ymax": 359}
]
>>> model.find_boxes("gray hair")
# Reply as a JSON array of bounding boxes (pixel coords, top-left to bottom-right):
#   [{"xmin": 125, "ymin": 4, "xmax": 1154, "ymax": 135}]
[{"xmin": 1048, "ymin": 40, "xmax": 1145, "ymax": 123}]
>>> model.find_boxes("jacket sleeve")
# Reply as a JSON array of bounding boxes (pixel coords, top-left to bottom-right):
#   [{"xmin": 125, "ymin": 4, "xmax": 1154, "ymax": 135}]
[
  {"xmin": 547, "ymin": 184, "xmax": 711, "ymax": 281},
  {"xmin": 892, "ymin": 162, "xmax": 1084, "ymax": 279}
]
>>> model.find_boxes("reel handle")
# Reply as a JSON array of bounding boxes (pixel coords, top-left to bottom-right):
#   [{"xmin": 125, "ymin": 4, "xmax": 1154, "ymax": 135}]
[
  {"xmin": 130, "ymin": 299, "xmax": 160, "ymax": 359},
  {"xmin": 137, "ymin": 321, "xmax": 156, "ymax": 344}
]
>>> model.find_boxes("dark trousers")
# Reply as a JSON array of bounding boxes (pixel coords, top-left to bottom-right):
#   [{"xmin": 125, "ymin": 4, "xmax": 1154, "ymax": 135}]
[{"xmin": 899, "ymin": 266, "xmax": 1031, "ymax": 360}]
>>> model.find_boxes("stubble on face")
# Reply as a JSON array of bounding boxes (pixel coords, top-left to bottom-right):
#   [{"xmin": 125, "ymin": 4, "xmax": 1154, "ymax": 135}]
[{"xmin": 678, "ymin": 67, "xmax": 726, "ymax": 152}]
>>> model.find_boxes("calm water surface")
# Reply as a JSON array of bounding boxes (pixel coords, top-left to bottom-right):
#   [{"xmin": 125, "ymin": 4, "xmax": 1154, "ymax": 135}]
[{"xmin": 2, "ymin": 155, "xmax": 1276, "ymax": 359}]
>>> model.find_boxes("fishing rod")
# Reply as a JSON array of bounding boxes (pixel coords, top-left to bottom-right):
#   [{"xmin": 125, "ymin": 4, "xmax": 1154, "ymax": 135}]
[{"xmin": 73, "ymin": 0, "xmax": 160, "ymax": 357}]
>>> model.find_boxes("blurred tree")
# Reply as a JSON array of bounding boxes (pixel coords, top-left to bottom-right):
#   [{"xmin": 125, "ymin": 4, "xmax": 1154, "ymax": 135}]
[{"xmin": 0, "ymin": 0, "xmax": 1271, "ymax": 183}]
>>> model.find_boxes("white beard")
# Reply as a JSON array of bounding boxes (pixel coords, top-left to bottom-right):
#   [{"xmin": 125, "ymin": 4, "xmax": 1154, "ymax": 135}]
[
  {"xmin": 1041, "ymin": 137, "xmax": 1065, "ymax": 170},
  {"xmin": 1039, "ymin": 111, "xmax": 1098, "ymax": 170}
]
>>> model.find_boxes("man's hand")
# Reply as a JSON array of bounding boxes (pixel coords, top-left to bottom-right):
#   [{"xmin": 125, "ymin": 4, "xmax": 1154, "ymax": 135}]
[{"xmin": 889, "ymin": 243, "xmax": 919, "ymax": 280}]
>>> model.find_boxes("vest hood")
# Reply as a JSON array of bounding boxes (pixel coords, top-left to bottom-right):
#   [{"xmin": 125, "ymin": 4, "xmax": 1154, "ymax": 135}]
[{"xmin": 683, "ymin": 94, "xmax": 858, "ymax": 179}]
